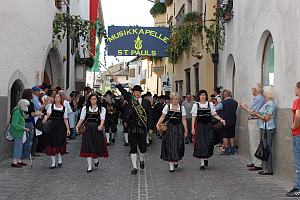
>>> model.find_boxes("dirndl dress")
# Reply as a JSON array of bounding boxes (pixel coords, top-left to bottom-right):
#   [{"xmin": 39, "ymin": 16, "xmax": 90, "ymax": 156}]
[
  {"xmin": 80, "ymin": 109, "xmax": 108, "ymax": 158},
  {"xmin": 193, "ymin": 102, "xmax": 214, "ymax": 158},
  {"xmin": 45, "ymin": 106, "xmax": 67, "ymax": 156},
  {"xmin": 161, "ymin": 107, "xmax": 185, "ymax": 162}
]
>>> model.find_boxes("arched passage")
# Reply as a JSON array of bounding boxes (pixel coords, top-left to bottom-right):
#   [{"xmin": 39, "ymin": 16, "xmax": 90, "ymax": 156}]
[
  {"xmin": 10, "ymin": 79, "xmax": 24, "ymax": 112},
  {"xmin": 257, "ymin": 31, "xmax": 275, "ymax": 86},
  {"xmin": 44, "ymin": 47, "xmax": 63, "ymax": 87},
  {"xmin": 225, "ymin": 54, "xmax": 236, "ymax": 97}
]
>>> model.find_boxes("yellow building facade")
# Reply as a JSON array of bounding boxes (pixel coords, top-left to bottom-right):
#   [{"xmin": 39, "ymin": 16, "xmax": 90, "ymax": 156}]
[{"xmin": 146, "ymin": 0, "xmax": 217, "ymax": 98}]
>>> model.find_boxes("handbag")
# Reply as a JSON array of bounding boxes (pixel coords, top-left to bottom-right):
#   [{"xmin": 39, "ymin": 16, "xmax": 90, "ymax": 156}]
[
  {"xmin": 254, "ymin": 123, "xmax": 270, "ymax": 161},
  {"xmin": 4, "ymin": 109, "xmax": 18, "ymax": 141},
  {"xmin": 78, "ymin": 112, "xmax": 96, "ymax": 134},
  {"xmin": 35, "ymin": 117, "xmax": 44, "ymax": 131},
  {"xmin": 212, "ymin": 120, "xmax": 224, "ymax": 130},
  {"xmin": 158, "ymin": 105, "xmax": 176, "ymax": 134}
]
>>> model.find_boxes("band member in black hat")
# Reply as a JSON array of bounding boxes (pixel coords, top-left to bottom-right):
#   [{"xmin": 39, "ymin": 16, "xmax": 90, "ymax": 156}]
[{"xmin": 112, "ymin": 76, "xmax": 151, "ymax": 175}]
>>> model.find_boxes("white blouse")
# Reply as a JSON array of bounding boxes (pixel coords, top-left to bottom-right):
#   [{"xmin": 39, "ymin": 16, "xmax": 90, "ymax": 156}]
[
  {"xmin": 47, "ymin": 104, "xmax": 68, "ymax": 119},
  {"xmin": 162, "ymin": 104, "xmax": 187, "ymax": 116},
  {"xmin": 191, "ymin": 102, "xmax": 216, "ymax": 117},
  {"xmin": 80, "ymin": 106, "xmax": 106, "ymax": 120}
]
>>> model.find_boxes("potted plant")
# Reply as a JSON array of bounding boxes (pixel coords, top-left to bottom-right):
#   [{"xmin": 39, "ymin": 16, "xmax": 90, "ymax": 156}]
[{"xmin": 150, "ymin": 2, "xmax": 167, "ymax": 17}]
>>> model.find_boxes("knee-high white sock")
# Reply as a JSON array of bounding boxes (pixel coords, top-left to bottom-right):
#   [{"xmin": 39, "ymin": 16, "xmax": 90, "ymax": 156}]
[
  {"xmin": 124, "ymin": 133, "xmax": 128, "ymax": 143},
  {"xmin": 106, "ymin": 133, "xmax": 110, "ymax": 143},
  {"xmin": 51, "ymin": 156, "xmax": 56, "ymax": 167},
  {"xmin": 57, "ymin": 153, "xmax": 62, "ymax": 164},
  {"xmin": 146, "ymin": 134, "xmax": 149, "ymax": 144},
  {"xmin": 131, "ymin": 154, "xmax": 137, "ymax": 169},
  {"xmin": 200, "ymin": 159, "xmax": 205, "ymax": 166},
  {"xmin": 139, "ymin": 153, "xmax": 145, "ymax": 162},
  {"xmin": 87, "ymin": 157, "xmax": 92, "ymax": 170},
  {"xmin": 169, "ymin": 162, "xmax": 174, "ymax": 170}
]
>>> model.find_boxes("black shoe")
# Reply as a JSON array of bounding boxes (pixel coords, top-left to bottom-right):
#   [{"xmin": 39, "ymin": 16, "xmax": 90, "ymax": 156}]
[
  {"xmin": 32, "ymin": 153, "xmax": 41, "ymax": 157},
  {"xmin": 87, "ymin": 168, "xmax": 93, "ymax": 173},
  {"xmin": 149, "ymin": 139, "xmax": 152, "ymax": 145},
  {"xmin": 174, "ymin": 163, "xmax": 178, "ymax": 169},
  {"xmin": 190, "ymin": 140, "xmax": 193, "ymax": 143},
  {"xmin": 169, "ymin": 170, "xmax": 175, "ymax": 173},
  {"xmin": 247, "ymin": 163, "xmax": 254, "ymax": 168},
  {"xmin": 185, "ymin": 140, "xmax": 189, "ymax": 144},
  {"xmin": 131, "ymin": 168, "xmax": 137, "ymax": 175},
  {"xmin": 112, "ymin": 138, "xmax": 115, "ymax": 143},
  {"xmin": 124, "ymin": 143, "xmax": 129, "ymax": 146},
  {"xmin": 286, "ymin": 188, "xmax": 300, "ymax": 197},
  {"xmin": 147, "ymin": 143, "xmax": 150, "ymax": 147},
  {"xmin": 258, "ymin": 171, "xmax": 273, "ymax": 175},
  {"xmin": 248, "ymin": 166, "xmax": 263, "ymax": 171},
  {"xmin": 140, "ymin": 161, "xmax": 145, "ymax": 169},
  {"xmin": 107, "ymin": 143, "xmax": 110, "ymax": 146},
  {"xmin": 94, "ymin": 162, "xmax": 99, "ymax": 167},
  {"xmin": 58, "ymin": 163, "xmax": 62, "ymax": 168},
  {"xmin": 50, "ymin": 165, "xmax": 56, "ymax": 169},
  {"xmin": 200, "ymin": 166, "xmax": 205, "ymax": 171},
  {"xmin": 158, "ymin": 135, "xmax": 162, "ymax": 139},
  {"xmin": 204, "ymin": 160, "xmax": 208, "ymax": 167}
]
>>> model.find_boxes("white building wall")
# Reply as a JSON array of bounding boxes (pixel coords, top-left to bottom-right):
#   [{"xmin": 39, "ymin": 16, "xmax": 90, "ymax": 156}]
[
  {"xmin": 0, "ymin": 0, "xmax": 57, "ymax": 96},
  {"xmin": 217, "ymin": 0, "xmax": 300, "ymax": 182},
  {"xmin": 218, "ymin": 0, "xmax": 300, "ymax": 108}
]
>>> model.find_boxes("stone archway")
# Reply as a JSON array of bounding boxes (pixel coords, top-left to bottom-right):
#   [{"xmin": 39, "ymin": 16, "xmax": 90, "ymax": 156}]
[
  {"xmin": 225, "ymin": 54, "xmax": 236, "ymax": 97},
  {"xmin": 256, "ymin": 30, "xmax": 275, "ymax": 86},
  {"xmin": 44, "ymin": 47, "xmax": 64, "ymax": 87},
  {"xmin": 10, "ymin": 79, "xmax": 24, "ymax": 112}
]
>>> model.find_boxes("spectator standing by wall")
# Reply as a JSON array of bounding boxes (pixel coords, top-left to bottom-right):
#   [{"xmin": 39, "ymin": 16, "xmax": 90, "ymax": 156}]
[
  {"xmin": 10, "ymin": 99, "xmax": 30, "ymax": 167},
  {"xmin": 287, "ymin": 82, "xmax": 300, "ymax": 197},
  {"xmin": 240, "ymin": 83, "xmax": 265, "ymax": 171},
  {"xmin": 218, "ymin": 89, "xmax": 238, "ymax": 156}
]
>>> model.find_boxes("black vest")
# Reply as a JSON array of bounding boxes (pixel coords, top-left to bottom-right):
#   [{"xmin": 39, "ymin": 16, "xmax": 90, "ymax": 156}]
[
  {"xmin": 196, "ymin": 102, "xmax": 212, "ymax": 124},
  {"xmin": 166, "ymin": 104, "xmax": 182, "ymax": 125}
]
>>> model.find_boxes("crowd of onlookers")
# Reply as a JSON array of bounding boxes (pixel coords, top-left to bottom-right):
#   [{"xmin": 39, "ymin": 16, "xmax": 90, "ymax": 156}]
[{"xmin": 6, "ymin": 81, "xmax": 300, "ymax": 197}]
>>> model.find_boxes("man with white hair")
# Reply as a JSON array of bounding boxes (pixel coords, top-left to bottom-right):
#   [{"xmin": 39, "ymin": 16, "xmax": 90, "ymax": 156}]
[
  {"xmin": 218, "ymin": 89, "xmax": 238, "ymax": 156},
  {"xmin": 240, "ymin": 83, "xmax": 265, "ymax": 171}
]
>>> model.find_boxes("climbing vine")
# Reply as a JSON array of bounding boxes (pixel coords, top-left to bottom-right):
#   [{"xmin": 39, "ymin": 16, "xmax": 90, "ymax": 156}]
[
  {"xmin": 167, "ymin": 9, "xmax": 226, "ymax": 64},
  {"xmin": 52, "ymin": 13, "xmax": 106, "ymax": 44}
]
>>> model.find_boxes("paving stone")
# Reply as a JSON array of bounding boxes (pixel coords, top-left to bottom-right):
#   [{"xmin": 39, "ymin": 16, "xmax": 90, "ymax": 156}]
[{"xmin": 0, "ymin": 124, "xmax": 295, "ymax": 200}]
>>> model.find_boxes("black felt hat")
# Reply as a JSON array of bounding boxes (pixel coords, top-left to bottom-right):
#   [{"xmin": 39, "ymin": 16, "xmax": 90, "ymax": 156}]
[{"xmin": 132, "ymin": 85, "xmax": 143, "ymax": 92}]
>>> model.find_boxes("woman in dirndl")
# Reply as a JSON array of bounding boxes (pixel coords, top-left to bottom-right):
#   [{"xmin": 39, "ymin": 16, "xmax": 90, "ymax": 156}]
[
  {"xmin": 76, "ymin": 94, "xmax": 108, "ymax": 173},
  {"xmin": 156, "ymin": 93, "xmax": 188, "ymax": 173},
  {"xmin": 191, "ymin": 90, "xmax": 225, "ymax": 171},
  {"xmin": 43, "ymin": 93, "xmax": 70, "ymax": 169}
]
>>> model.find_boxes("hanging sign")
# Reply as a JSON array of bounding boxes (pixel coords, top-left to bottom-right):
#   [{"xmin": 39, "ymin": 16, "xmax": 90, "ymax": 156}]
[
  {"xmin": 107, "ymin": 26, "xmax": 170, "ymax": 57},
  {"xmin": 161, "ymin": 73, "xmax": 172, "ymax": 92}
]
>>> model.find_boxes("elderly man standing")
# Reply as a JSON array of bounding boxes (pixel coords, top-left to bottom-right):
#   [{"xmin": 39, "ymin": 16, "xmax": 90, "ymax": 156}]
[
  {"xmin": 218, "ymin": 89, "xmax": 238, "ymax": 156},
  {"xmin": 240, "ymin": 83, "xmax": 265, "ymax": 171},
  {"xmin": 182, "ymin": 94, "xmax": 194, "ymax": 144}
]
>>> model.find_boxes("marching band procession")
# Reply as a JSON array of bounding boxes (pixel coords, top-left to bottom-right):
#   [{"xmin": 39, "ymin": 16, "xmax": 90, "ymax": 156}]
[{"xmin": 5, "ymin": 78, "xmax": 300, "ymax": 197}]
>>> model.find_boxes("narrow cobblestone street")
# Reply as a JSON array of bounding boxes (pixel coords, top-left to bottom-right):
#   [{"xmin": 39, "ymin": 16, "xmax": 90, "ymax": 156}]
[{"xmin": 0, "ymin": 125, "xmax": 295, "ymax": 200}]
